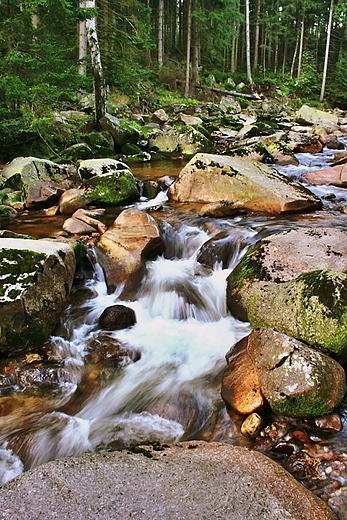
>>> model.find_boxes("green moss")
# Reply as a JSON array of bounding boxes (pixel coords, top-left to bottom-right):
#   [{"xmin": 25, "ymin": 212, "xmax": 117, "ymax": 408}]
[
  {"xmin": 230, "ymin": 242, "xmax": 270, "ymax": 284},
  {"xmin": 84, "ymin": 171, "xmax": 140, "ymax": 206},
  {"xmin": 300, "ymin": 270, "xmax": 347, "ymax": 317},
  {"xmin": 0, "ymin": 205, "xmax": 16, "ymax": 217},
  {"xmin": 269, "ymin": 391, "xmax": 331, "ymax": 418}
]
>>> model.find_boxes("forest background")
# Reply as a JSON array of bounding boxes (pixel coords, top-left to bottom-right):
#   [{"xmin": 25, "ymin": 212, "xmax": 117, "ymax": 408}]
[{"xmin": 1, "ymin": 0, "xmax": 347, "ymax": 152}]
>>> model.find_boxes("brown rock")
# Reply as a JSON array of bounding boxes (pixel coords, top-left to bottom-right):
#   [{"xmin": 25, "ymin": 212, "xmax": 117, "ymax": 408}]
[
  {"xmin": 25, "ymin": 181, "xmax": 64, "ymax": 210},
  {"xmin": 168, "ymin": 153, "xmax": 321, "ymax": 215},
  {"xmin": 302, "ymin": 163, "xmax": 347, "ymax": 187},
  {"xmin": 222, "ymin": 337, "xmax": 265, "ymax": 415},
  {"xmin": 62, "ymin": 218, "xmax": 96, "ymax": 235},
  {"xmin": 59, "ymin": 188, "xmax": 88, "ymax": 215},
  {"xmin": 96, "ymin": 208, "xmax": 164, "ymax": 293}
]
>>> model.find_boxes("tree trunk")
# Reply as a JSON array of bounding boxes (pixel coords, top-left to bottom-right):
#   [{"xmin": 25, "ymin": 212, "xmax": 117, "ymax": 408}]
[
  {"xmin": 192, "ymin": 8, "xmax": 200, "ymax": 85},
  {"xmin": 320, "ymin": 0, "xmax": 334, "ymax": 102},
  {"xmin": 245, "ymin": 0, "xmax": 253, "ymax": 84},
  {"xmin": 85, "ymin": 0, "xmax": 107, "ymax": 123},
  {"xmin": 290, "ymin": 24, "xmax": 300, "ymax": 79},
  {"xmin": 158, "ymin": 0, "xmax": 164, "ymax": 66},
  {"xmin": 253, "ymin": 0, "xmax": 261, "ymax": 71},
  {"xmin": 79, "ymin": 1, "xmax": 87, "ymax": 77},
  {"xmin": 297, "ymin": 17, "xmax": 305, "ymax": 80},
  {"xmin": 184, "ymin": 0, "xmax": 192, "ymax": 98}
]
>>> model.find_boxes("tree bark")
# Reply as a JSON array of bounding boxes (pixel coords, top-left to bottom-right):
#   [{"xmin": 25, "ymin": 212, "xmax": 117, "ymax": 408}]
[
  {"xmin": 79, "ymin": 1, "xmax": 87, "ymax": 77},
  {"xmin": 184, "ymin": 0, "xmax": 192, "ymax": 98},
  {"xmin": 85, "ymin": 0, "xmax": 107, "ymax": 123},
  {"xmin": 253, "ymin": 0, "xmax": 261, "ymax": 71},
  {"xmin": 320, "ymin": 0, "xmax": 334, "ymax": 102},
  {"xmin": 297, "ymin": 18, "xmax": 305, "ymax": 80},
  {"xmin": 245, "ymin": 0, "xmax": 253, "ymax": 84},
  {"xmin": 158, "ymin": 0, "xmax": 164, "ymax": 66}
]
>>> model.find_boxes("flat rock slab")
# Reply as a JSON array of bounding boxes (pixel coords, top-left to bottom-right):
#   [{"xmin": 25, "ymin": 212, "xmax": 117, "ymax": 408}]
[{"xmin": 0, "ymin": 442, "xmax": 336, "ymax": 520}]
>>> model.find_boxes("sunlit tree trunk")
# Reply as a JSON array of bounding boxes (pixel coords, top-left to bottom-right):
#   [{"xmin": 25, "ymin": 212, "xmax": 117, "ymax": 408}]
[
  {"xmin": 290, "ymin": 26, "xmax": 299, "ymax": 79},
  {"xmin": 158, "ymin": 0, "xmax": 164, "ymax": 66},
  {"xmin": 79, "ymin": 1, "xmax": 87, "ymax": 77},
  {"xmin": 85, "ymin": 0, "xmax": 107, "ymax": 122},
  {"xmin": 184, "ymin": 0, "xmax": 192, "ymax": 97},
  {"xmin": 192, "ymin": 11, "xmax": 200, "ymax": 85},
  {"xmin": 245, "ymin": 0, "xmax": 253, "ymax": 84},
  {"xmin": 320, "ymin": 0, "xmax": 334, "ymax": 102},
  {"xmin": 297, "ymin": 17, "xmax": 304, "ymax": 80},
  {"xmin": 253, "ymin": 0, "xmax": 261, "ymax": 71}
]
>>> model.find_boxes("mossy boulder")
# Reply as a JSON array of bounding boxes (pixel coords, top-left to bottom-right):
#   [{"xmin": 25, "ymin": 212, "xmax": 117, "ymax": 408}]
[
  {"xmin": 99, "ymin": 114, "xmax": 140, "ymax": 147},
  {"xmin": 247, "ymin": 270, "xmax": 347, "ymax": 357},
  {"xmin": 227, "ymin": 227, "xmax": 347, "ymax": 321},
  {"xmin": 79, "ymin": 159, "xmax": 140, "ymax": 206},
  {"xmin": 248, "ymin": 328, "xmax": 346, "ymax": 417},
  {"xmin": 294, "ymin": 104, "xmax": 338, "ymax": 133},
  {"xmin": 149, "ymin": 127, "xmax": 214, "ymax": 158},
  {"xmin": 0, "ymin": 157, "xmax": 72, "ymax": 199},
  {"xmin": 0, "ymin": 239, "xmax": 76, "ymax": 356}
]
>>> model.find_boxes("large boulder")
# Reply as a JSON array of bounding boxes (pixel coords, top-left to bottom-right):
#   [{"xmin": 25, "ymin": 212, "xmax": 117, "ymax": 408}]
[
  {"xmin": 0, "ymin": 157, "xmax": 73, "ymax": 195},
  {"xmin": 294, "ymin": 104, "xmax": 339, "ymax": 133},
  {"xmin": 99, "ymin": 114, "xmax": 140, "ymax": 147},
  {"xmin": 227, "ymin": 227, "xmax": 347, "ymax": 321},
  {"xmin": 79, "ymin": 159, "xmax": 140, "ymax": 206},
  {"xmin": 96, "ymin": 208, "xmax": 164, "ymax": 294},
  {"xmin": 0, "ymin": 442, "xmax": 337, "ymax": 520},
  {"xmin": 149, "ymin": 127, "xmax": 214, "ymax": 158},
  {"xmin": 248, "ymin": 328, "xmax": 346, "ymax": 417},
  {"xmin": 0, "ymin": 239, "xmax": 76, "ymax": 356},
  {"xmin": 168, "ymin": 153, "xmax": 321, "ymax": 215}
]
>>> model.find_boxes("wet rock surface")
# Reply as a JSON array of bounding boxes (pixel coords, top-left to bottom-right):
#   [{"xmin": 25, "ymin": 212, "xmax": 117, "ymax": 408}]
[{"xmin": 0, "ymin": 442, "xmax": 336, "ymax": 520}]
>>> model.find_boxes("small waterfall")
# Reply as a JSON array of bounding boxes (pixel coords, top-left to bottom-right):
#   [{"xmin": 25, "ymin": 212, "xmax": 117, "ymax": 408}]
[{"xmin": 0, "ymin": 218, "xmax": 253, "ymax": 482}]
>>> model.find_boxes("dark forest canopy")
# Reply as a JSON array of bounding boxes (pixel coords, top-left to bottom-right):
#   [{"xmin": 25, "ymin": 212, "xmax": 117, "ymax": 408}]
[{"xmin": 1, "ymin": 0, "xmax": 347, "ymax": 142}]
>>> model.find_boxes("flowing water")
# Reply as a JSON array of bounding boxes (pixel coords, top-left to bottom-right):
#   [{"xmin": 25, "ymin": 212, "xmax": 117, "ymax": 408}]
[{"xmin": 1, "ymin": 147, "xmax": 347, "ymax": 493}]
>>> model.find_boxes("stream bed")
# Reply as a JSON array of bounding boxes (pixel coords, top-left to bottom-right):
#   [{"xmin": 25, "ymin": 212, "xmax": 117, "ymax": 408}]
[{"xmin": 1, "ymin": 147, "xmax": 347, "ymax": 517}]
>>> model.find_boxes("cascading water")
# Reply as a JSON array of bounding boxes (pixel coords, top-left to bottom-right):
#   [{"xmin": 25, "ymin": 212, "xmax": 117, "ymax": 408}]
[
  {"xmin": 2, "ymin": 139, "xmax": 347, "ymax": 489},
  {"xmin": 0, "ymin": 215, "xmax": 253, "ymax": 482}
]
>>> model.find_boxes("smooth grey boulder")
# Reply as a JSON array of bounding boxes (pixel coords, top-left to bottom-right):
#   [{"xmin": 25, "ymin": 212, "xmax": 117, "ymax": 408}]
[
  {"xmin": 247, "ymin": 328, "xmax": 346, "ymax": 418},
  {"xmin": 149, "ymin": 128, "xmax": 214, "ymax": 158},
  {"xmin": 0, "ymin": 441, "xmax": 336, "ymax": 520},
  {"xmin": 0, "ymin": 239, "xmax": 76, "ymax": 356},
  {"xmin": 168, "ymin": 153, "xmax": 321, "ymax": 215}
]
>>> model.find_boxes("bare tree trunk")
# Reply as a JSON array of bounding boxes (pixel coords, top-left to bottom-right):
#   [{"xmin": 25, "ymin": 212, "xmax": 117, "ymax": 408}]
[
  {"xmin": 320, "ymin": 0, "xmax": 334, "ymax": 102},
  {"xmin": 253, "ymin": 0, "xmax": 261, "ymax": 71},
  {"xmin": 297, "ymin": 17, "xmax": 305, "ymax": 80},
  {"xmin": 85, "ymin": 0, "xmax": 107, "ymax": 123},
  {"xmin": 158, "ymin": 0, "xmax": 164, "ymax": 67},
  {"xmin": 245, "ymin": 0, "xmax": 253, "ymax": 84},
  {"xmin": 192, "ymin": 11, "xmax": 200, "ymax": 85},
  {"xmin": 184, "ymin": 0, "xmax": 192, "ymax": 98},
  {"xmin": 290, "ymin": 25, "xmax": 300, "ymax": 79},
  {"xmin": 79, "ymin": 1, "xmax": 87, "ymax": 77}
]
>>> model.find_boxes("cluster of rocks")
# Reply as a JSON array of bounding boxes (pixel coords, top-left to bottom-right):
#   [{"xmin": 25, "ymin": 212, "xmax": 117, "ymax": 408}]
[
  {"xmin": 221, "ymin": 226, "xmax": 347, "ymax": 435},
  {"xmin": 0, "ymin": 102, "xmax": 346, "ymax": 421}
]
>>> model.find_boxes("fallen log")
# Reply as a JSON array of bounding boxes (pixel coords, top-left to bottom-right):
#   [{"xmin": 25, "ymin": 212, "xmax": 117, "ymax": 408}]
[{"xmin": 194, "ymin": 83, "xmax": 261, "ymax": 100}]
